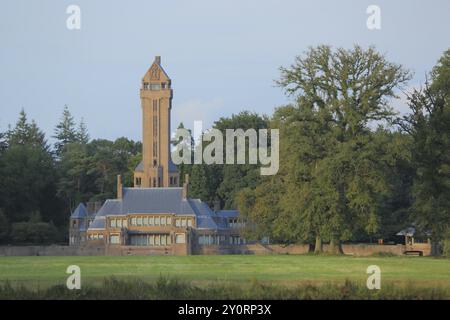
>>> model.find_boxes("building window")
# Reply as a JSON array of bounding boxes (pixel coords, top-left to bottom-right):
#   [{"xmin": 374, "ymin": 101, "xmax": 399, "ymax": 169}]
[
  {"xmin": 173, "ymin": 177, "xmax": 177, "ymax": 185},
  {"xmin": 181, "ymin": 219, "xmax": 186, "ymax": 227},
  {"xmin": 131, "ymin": 217, "xmax": 136, "ymax": 226},
  {"xmin": 167, "ymin": 217, "xmax": 172, "ymax": 225},
  {"xmin": 170, "ymin": 177, "xmax": 173, "ymax": 185},
  {"xmin": 123, "ymin": 219, "xmax": 127, "ymax": 228},
  {"xmin": 137, "ymin": 217, "xmax": 143, "ymax": 226},
  {"xmin": 110, "ymin": 219, "xmax": 116, "ymax": 228},
  {"xmin": 161, "ymin": 216, "xmax": 166, "ymax": 226},
  {"xmin": 175, "ymin": 219, "xmax": 181, "ymax": 227},
  {"xmin": 175, "ymin": 233, "xmax": 185, "ymax": 244},
  {"xmin": 143, "ymin": 217, "xmax": 148, "ymax": 226},
  {"xmin": 149, "ymin": 217, "xmax": 154, "ymax": 226},
  {"xmin": 117, "ymin": 219, "xmax": 122, "ymax": 228},
  {"xmin": 150, "ymin": 83, "xmax": 161, "ymax": 91},
  {"xmin": 155, "ymin": 216, "xmax": 160, "ymax": 226},
  {"xmin": 187, "ymin": 219, "xmax": 192, "ymax": 227}
]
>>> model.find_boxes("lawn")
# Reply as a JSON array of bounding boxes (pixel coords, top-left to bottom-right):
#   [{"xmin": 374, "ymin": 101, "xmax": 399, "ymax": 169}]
[{"xmin": 0, "ymin": 255, "xmax": 449, "ymax": 289}]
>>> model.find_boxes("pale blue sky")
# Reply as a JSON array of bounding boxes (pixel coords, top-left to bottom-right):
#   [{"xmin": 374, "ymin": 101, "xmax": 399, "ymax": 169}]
[{"xmin": 0, "ymin": 0, "xmax": 449, "ymax": 143}]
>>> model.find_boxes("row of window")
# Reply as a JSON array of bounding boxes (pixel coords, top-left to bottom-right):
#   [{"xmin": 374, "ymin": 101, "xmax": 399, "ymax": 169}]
[
  {"xmin": 198, "ymin": 235, "xmax": 245, "ymax": 245},
  {"xmin": 129, "ymin": 233, "xmax": 185, "ymax": 246},
  {"xmin": 110, "ymin": 219, "xmax": 128, "ymax": 228},
  {"xmin": 109, "ymin": 216, "xmax": 194, "ymax": 228},
  {"xmin": 88, "ymin": 233, "xmax": 104, "ymax": 240},
  {"xmin": 143, "ymin": 82, "xmax": 168, "ymax": 90},
  {"xmin": 130, "ymin": 216, "xmax": 172, "ymax": 227},
  {"xmin": 229, "ymin": 218, "xmax": 245, "ymax": 229}
]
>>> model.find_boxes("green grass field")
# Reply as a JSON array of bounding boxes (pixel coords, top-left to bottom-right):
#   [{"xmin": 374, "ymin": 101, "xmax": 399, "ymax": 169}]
[{"xmin": 0, "ymin": 255, "xmax": 449, "ymax": 289}]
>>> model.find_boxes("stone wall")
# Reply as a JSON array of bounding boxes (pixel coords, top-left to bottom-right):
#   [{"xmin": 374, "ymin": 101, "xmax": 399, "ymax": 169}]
[
  {"xmin": 0, "ymin": 245, "xmax": 105, "ymax": 256},
  {"xmin": 0, "ymin": 242, "xmax": 431, "ymax": 256}
]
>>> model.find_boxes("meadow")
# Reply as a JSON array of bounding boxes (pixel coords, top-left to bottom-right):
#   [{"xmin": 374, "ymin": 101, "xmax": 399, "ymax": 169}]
[{"xmin": 0, "ymin": 254, "xmax": 449, "ymax": 289}]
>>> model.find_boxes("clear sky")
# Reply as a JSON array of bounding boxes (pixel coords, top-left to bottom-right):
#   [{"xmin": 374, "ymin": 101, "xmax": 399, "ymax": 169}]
[{"xmin": 0, "ymin": 0, "xmax": 449, "ymax": 143}]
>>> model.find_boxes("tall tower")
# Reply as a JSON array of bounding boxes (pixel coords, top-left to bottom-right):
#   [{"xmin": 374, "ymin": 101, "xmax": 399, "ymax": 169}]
[{"xmin": 134, "ymin": 56, "xmax": 179, "ymax": 188}]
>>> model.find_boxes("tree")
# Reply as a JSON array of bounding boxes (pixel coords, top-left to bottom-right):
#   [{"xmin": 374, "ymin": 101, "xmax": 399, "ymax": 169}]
[
  {"xmin": 399, "ymin": 49, "xmax": 450, "ymax": 255},
  {"xmin": 77, "ymin": 118, "xmax": 90, "ymax": 144},
  {"xmin": 0, "ymin": 110, "xmax": 61, "ymax": 227},
  {"xmin": 241, "ymin": 45, "xmax": 411, "ymax": 252},
  {"xmin": 53, "ymin": 105, "xmax": 77, "ymax": 156}
]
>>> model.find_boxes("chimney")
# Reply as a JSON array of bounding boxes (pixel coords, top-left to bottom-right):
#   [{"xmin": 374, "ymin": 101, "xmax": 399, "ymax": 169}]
[
  {"xmin": 117, "ymin": 174, "xmax": 123, "ymax": 199},
  {"xmin": 155, "ymin": 56, "xmax": 161, "ymax": 65},
  {"xmin": 182, "ymin": 174, "xmax": 189, "ymax": 199}
]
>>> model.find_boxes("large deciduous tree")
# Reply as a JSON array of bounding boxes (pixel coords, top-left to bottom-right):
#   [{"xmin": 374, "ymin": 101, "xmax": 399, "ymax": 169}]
[{"xmin": 400, "ymin": 49, "xmax": 450, "ymax": 256}]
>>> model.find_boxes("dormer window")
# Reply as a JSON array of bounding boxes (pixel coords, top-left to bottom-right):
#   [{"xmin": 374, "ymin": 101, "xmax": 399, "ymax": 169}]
[
  {"xmin": 143, "ymin": 82, "xmax": 149, "ymax": 90},
  {"xmin": 161, "ymin": 82, "xmax": 166, "ymax": 89}
]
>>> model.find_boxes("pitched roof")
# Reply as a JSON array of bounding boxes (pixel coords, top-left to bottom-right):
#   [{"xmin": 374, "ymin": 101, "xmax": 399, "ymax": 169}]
[
  {"xmin": 71, "ymin": 203, "xmax": 88, "ymax": 219},
  {"xmin": 216, "ymin": 210, "xmax": 239, "ymax": 218},
  {"xmin": 86, "ymin": 188, "xmax": 239, "ymax": 232}
]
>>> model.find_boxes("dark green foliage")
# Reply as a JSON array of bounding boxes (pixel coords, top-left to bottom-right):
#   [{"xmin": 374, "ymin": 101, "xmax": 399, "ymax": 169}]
[
  {"xmin": 238, "ymin": 45, "xmax": 413, "ymax": 250},
  {"xmin": 399, "ymin": 49, "xmax": 450, "ymax": 255}
]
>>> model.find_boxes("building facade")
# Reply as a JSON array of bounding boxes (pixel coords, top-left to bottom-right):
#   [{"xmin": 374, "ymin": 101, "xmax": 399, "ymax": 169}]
[{"xmin": 69, "ymin": 57, "xmax": 244, "ymax": 255}]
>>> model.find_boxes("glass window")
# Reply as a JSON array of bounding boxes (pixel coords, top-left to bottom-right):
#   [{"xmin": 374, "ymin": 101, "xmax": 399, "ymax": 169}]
[
  {"xmin": 117, "ymin": 219, "xmax": 122, "ymax": 228},
  {"xmin": 143, "ymin": 217, "xmax": 149, "ymax": 226},
  {"xmin": 150, "ymin": 83, "xmax": 161, "ymax": 90},
  {"xmin": 137, "ymin": 217, "xmax": 143, "ymax": 226},
  {"xmin": 123, "ymin": 219, "xmax": 128, "ymax": 228},
  {"xmin": 155, "ymin": 235, "xmax": 160, "ymax": 245},
  {"xmin": 167, "ymin": 217, "xmax": 172, "ymax": 225},
  {"xmin": 181, "ymin": 219, "xmax": 186, "ymax": 227},
  {"xmin": 161, "ymin": 235, "xmax": 166, "ymax": 245},
  {"xmin": 187, "ymin": 219, "xmax": 192, "ymax": 227},
  {"xmin": 149, "ymin": 235, "xmax": 154, "ymax": 246},
  {"xmin": 175, "ymin": 219, "xmax": 181, "ymax": 227},
  {"xmin": 110, "ymin": 235, "xmax": 119, "ymax": 244},
  {"xmin": 110, "ymin": 219, "xmax": 116, "ymax": 228},
  {"xmin": 166, "ymin": 235, "xmax": 171, "ymax": 245},
  {"xmin": 149, "ymin": 217, "xmax": 154, "ymax": 225},
  {"xmin": 175, "ymin": 233, "xmax": 185, "ymax": 244},
  {"xmin": 131, "ymin": 217, "xmax": 136, "ymax": 226},
  {"xmin": 155, "ymin": 217, "xmax": 160, "ymax": 226}
]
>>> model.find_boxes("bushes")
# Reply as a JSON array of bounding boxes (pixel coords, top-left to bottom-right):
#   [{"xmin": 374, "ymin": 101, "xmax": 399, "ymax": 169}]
[
  {"xmin": 0, "ymin": 211, "xmax": 9, "ymax": 242},
  {"xmin": 0, "ymin": 277, "xmax": 448, "ymax": 300},
  {"xmin": 10, "ymin": 221, "xmax": 59, "ymax": 244}
]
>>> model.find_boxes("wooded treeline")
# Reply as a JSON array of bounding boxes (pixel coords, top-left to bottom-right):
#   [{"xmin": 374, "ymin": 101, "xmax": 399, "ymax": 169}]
[{"xmin": 0, "ymin": 45, "xmax": 448, "ymax": 255}]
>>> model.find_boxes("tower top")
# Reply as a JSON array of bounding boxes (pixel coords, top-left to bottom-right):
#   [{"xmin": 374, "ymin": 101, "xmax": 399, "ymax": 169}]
[{"xmin": 142, "ymin": 56, "xmax": 170, "ymax": 82}]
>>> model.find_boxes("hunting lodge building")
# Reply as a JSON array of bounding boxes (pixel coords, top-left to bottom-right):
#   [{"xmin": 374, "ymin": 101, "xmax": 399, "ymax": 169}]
[{"xmin": 69, "ymin": 57, "xmax": 244, "ymax": 255}]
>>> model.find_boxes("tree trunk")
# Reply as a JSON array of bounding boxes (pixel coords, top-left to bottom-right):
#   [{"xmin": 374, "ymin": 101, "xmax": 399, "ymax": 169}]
[
  {"xmin": 329, "ymin": 238, "xmax": 344, "ymax": 255},
  {"xmin": 430, "ymin": 239, "xmax": 442, "ymax": 256},
  {"xmin": 314, "ymin": 235, "xmax": 323, "ymax": 254}
]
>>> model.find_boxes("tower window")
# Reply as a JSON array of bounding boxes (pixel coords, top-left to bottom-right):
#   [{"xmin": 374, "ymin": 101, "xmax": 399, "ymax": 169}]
[{"xmin": 150, "ymin": 83, "xmax": 161, "ymax": 90}]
